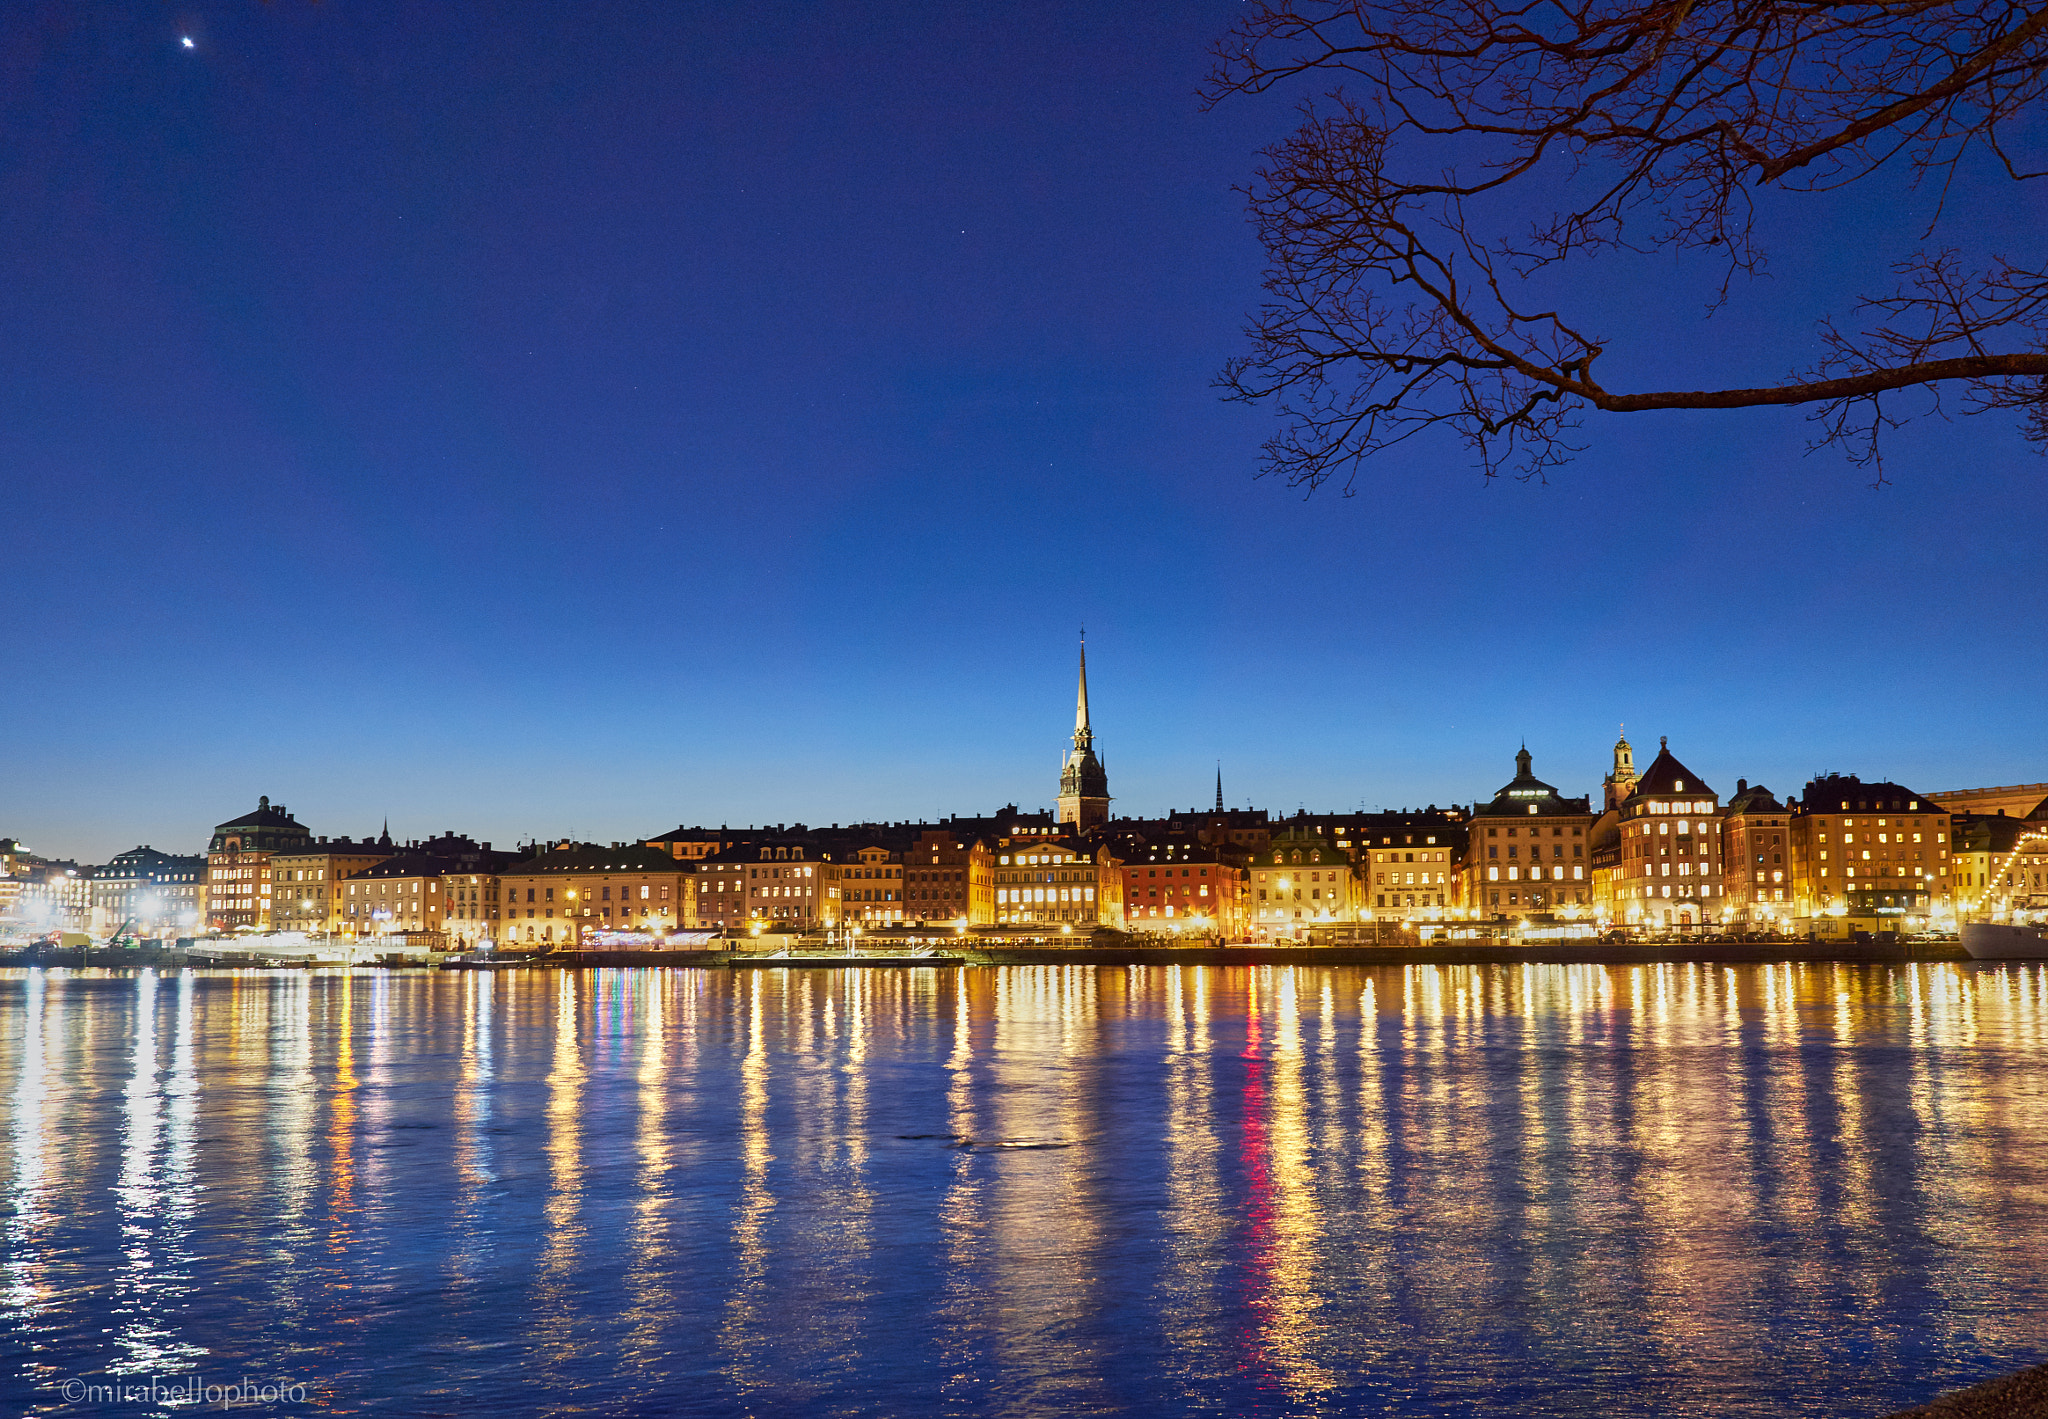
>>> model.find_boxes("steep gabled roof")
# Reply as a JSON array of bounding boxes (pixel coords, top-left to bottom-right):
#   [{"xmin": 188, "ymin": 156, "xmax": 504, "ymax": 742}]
[{"xmin": 1630, "ymin": 739, "xmax": 1717, "ymax": 800}]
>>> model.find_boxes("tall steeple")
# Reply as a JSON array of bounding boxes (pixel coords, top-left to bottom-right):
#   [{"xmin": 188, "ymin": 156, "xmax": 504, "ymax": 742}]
[
  {"xmin": 1604, "ymin": 725, "xmax": 1639, "ymax": 811},
  {"xmin": 1073, "ymin": 639, "xmax": 1094, "ymax": 751},
  {"xmin": 1215, "ymin": 763, "xmax": 1224, "ymax": 814},
  {"xmin": 1056, "ymin": 635, "xmax": 1110, "ymax": 832}
]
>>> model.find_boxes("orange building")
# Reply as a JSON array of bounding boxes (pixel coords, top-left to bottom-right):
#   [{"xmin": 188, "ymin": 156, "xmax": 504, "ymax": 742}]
[
  {"xmin": 203, "ymin": 797, "xmax": 311, "ymax": 933},
  {"xmin": 1721, "ymin": 780, "xmax": 1795, "ymax": 927},
  {"xmin": 1119, "ymin": 841, "xmax": 1244, "ymax": 934}
]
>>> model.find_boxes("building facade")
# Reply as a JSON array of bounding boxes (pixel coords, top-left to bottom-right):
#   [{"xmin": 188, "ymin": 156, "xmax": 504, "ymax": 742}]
[
  {"xmin": 204, "ymin": 797, "xmax": 312, "ymax": 933},
  {"xmin": 837, "ymin": 843, "xmax": 905, "ymax": 927},
  {"xmin": 1120, "ymin": 841, "xmax": 1245, "ymax": 933},
  {"xmin": 993, "ymin": 836, "xmax": 1122, "ymax": 928},
  {"xmin": 1720, "ymin": 780, "xmax": 1794, "ymax": 927},
  {"xmin": 1950, "ymin": 810, "xmax": 2048, "ymax": 921},
  {"xmin": 270, "ymin": 835, "xmax": 396, "ymax": 936},
  {"xmin": 1360, "ymin": 818, "xmax": 1464, "ymax": 921},
  {"xmin": 1611, "ymin": 738, "xmax": 1725, "ymax": 928},
  {"xmin": 1789, "ymin": 774, "xmax": 1952, "ymax": 930},
  {"xmin": 1249, "ymin": 827, "xmax": 1359, "ymax": 934},
  {"xmin": 904, "ymin": 829, "xmax": 996, "ymax": 924},
  {"xmin": 1459, "ymin": 748, "xmax": 1595, "ymax": 920},
  {"xmin": 497, "ymin": 842, "xmax": 695, "ymax": 949},
  {"xmin": 87, "ymin": 847, "xmax": 206, "ymax": 939}
]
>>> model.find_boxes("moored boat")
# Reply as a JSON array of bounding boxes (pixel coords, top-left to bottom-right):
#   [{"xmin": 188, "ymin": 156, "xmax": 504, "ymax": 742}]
[{"xmin": 1961, "ymin": 922, "xmax": 2048, "ymax": 960}]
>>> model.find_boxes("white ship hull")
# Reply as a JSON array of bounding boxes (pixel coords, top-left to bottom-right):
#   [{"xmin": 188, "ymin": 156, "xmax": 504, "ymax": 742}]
[{"xmin": 1961, "ymin": 922, "xmax": 2048, "ymax": 960}]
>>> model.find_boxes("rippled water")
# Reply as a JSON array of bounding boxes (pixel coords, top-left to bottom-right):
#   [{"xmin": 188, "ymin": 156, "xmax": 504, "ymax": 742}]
[{"xmin": 3, "ymin": 963, "xmax": 2047, "ymax": 1416}]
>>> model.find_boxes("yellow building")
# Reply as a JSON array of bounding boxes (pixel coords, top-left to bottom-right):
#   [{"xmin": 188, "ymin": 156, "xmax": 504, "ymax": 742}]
[
  {"xmin": 1248, "ymin": 827, "xmax": 1358, "ymax": 934},
  {"xmin": 271, "ymin": 836, "xmax": 395, "ymax": 936},
  {"xmin": 498, "ymin": 842, "xmax": 695, "ymax": 950},
  {"xmin": 1458, "ymin": 748, "xmax": 1595, "ymax": 921},
  {"xmin": 340, "ymin": 851, "xmax": 518, "ymax": 948},
  {"xmin": 836, "ymin": 844, "xmax": 905, "ymax": 926},
  {"xmin": 1789, "ymin": 774, "xmax": 1951, "ymax": 933},
  {"xmin": 1950, "ymin": 812, "xmax": 2048, "ymax": 920},
  {"xmin": 992, "ymin": 835, "xmax": 1123, "ymax": 928},
  {"xmin": 1359, "ymin": 820, "xmax": 1462, "ymax": 921}
]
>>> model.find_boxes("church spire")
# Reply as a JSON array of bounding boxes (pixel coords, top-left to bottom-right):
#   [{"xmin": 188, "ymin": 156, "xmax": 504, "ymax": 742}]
[
  {"xmin": 1056, "ymin": 633, "xmax": 1110, "ymax": 832},
  {"xmin": 1215, "ymin": 763, "xmax": 1224, "ymax": 814},
  {"xmin": 1073, "ymin": 636, "xmax": 1093, "ymax": 751}
]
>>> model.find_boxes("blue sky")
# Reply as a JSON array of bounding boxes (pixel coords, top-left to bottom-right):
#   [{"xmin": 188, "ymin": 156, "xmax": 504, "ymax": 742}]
[{"xmin": 4, "ymin": 0, "xmax": 2043, "ymax": 862}]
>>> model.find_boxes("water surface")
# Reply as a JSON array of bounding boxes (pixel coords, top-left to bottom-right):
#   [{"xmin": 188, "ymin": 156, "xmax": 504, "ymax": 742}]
[{"xmin": 3, "ymin": 962, "xmax": 2046, "ymax": 1416}]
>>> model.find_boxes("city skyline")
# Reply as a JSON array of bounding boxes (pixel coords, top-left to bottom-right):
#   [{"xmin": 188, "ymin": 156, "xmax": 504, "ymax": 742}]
[{"xmin": 7, "ymin": 638, "xmax": 2034, "ymax": 864}]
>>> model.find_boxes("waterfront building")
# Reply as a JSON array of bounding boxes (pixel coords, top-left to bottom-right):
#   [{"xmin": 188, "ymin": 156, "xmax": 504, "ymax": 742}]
[
  {"xmin": 0, "ymin": 838, "xmax": 45, "ymax": 922},
  {"xmin": 1611, "ymin": 738, "xmax": 1724, "ymax": 928},
  {"xmin": 690, "ymin": 844, "xmax": 754, "ymax": 930},
  {"xmin": 1458, "ymin": 747, "xmax": 1595, "ymax": 920},
  {"xmin": 1119, "ymin": 841, "xmax": 1245, "ymax": 933},
  {"xmin": 204, "ymin": 797, "xmax": 312, "ymax": 932},
  {"xmin": 1249, "ymin": 827, "xmax": 1359, "ymax": 933},
  {"xmin": 1720, "ymin": 780, "xmax": 1794, "ymax": 927},
  {"xmin": 270, "ymin": 834, "xmax": 396, "ymax": 936},
  {"xmin": 1788, "ymin": 774, "xmax": 1952, "ymax": 931},
  {"xmin": 86, "ymin": 847, "xmax": 206, "ymax": 938},
  {"xmin": 1358, "ymin": 813, "xmax": 1466, "ymax": 921},
  {"xmin": 342, "ymin": 846, "xmax": 521, "ymax": 948},
  {"xmin": 8, "ymin": 860, "xmax": 88, "ymax": 934},
  {"xmin": 993, "ymin": 835, "xmax": 1122, "ymax": 928},
  {"xmin": 1055, "ymin": 643, "xmax": 1111, "ymax": 833},
  {"xmin": 904, "ymin": 829, "xmax": 995, "ymax": 924},
  {"xmin": 837, "ymin": 842, "xmax": 905, "ymax": 927},
  {"xmin": 497, "ymin": 842, "xmax": 696, "ymax": 949}
]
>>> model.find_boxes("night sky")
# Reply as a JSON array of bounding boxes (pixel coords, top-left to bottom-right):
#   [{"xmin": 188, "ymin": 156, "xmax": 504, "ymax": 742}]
[{"xmin": 6, "ymin": 0, "xmax": 2044, "ymax": 863}]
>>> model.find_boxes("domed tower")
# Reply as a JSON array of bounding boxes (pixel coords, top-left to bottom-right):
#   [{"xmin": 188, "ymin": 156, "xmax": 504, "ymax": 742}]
[
  {"xmin": 1056, "ymin": 641, "xmax": 1111, "ymax": 832},
  {"xmin": 1604, "ymin": 727, "xmax": 1639, "ymax": 811}
]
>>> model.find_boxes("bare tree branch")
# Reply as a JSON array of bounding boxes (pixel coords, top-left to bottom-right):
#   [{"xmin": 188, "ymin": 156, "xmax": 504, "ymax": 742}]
[{"xmin": 1206, "ymin": 0, "xmax": 2048, "ymax": 487}]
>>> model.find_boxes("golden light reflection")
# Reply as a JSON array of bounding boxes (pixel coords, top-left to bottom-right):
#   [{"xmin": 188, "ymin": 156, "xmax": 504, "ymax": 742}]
[
  {"xmin": 623, "ymin": 969, "xmax": 674, "ymax": 1361},
  {"xmin": 531, "ymin": 970, "xmax": 587, "ymax": 1380},
  {"xmin": 719, "ymin": 973, "xmax": 775, "ymax": 1379},
  {"xmin": 448, "ymin": 970, "xmax": 496, "ymax": 1300},
  {"xmin": 3, "ymin": 970, "xmax": 53, "ymax": 1327}
]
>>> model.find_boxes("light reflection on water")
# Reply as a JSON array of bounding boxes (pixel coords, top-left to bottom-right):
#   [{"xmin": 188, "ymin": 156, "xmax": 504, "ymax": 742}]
[{"xmin": 1, "ymin": 962, "xmax": 2045, "ymax": 1416}]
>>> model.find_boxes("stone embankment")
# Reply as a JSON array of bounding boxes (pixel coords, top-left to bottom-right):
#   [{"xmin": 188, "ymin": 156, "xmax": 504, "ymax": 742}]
[
  {"xmin": 1882, "ymin": 1362, "xmax": 2048, "ymax": 1418},
  {"xmin": 2, "ymin": 938, "xmax": 1977, "ymax": 970}
]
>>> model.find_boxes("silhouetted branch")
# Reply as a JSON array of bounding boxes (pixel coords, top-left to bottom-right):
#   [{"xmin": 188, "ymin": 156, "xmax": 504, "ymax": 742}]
[{"xmin": 1207, "ymin": 0, "xmax": 2048, "ymax": 486}]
